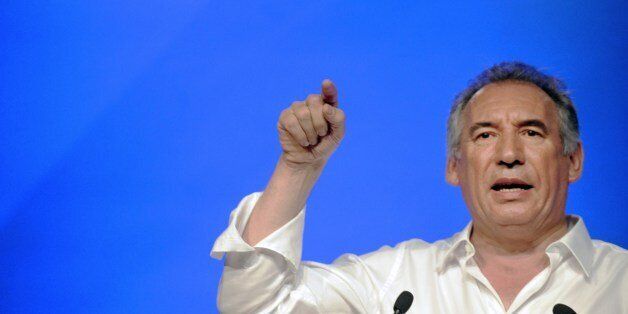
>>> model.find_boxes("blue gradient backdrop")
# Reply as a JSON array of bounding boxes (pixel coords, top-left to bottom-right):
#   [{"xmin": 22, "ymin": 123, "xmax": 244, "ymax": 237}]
[{"xmin": 1, "ymin": 1, "xmax": 626, "ymax": 313}]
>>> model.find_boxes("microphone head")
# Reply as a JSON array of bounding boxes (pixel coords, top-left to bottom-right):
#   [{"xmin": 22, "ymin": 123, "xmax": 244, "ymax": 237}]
[
  {"xmin": 553, "ymin": 303, "xmax": 576, "ymax": 314},
  {"xmin": 393, "ymin": 291, "xmax": 414, "ymax": 313}
]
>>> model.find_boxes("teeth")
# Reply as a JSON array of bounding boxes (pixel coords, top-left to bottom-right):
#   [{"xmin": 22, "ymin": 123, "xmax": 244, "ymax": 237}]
[{"xmin": 499, "ymin": 188, "xmax": 523, "ymax": 192}]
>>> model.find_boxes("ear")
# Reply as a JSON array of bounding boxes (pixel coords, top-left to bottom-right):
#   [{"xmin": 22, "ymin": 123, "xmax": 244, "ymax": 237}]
[
  {"xmin": 568, "ymin": 141, "xmax": 584, "ymax": 183},
  {"xmin": 446, "ymin": 156, "xmax": 461, "ymax": 186}
]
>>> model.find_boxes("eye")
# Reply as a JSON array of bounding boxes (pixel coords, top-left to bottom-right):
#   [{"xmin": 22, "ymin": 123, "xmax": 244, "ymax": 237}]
[
  {"xmin": 525, "ymin": 130, "xmax": 540, "ymax": 137},
  {"xmin": 477, "ymin": 132, "xmax": 491, "ymax": 139}
]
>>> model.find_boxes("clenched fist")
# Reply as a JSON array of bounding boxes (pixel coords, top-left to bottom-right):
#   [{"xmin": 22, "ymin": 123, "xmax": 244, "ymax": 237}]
[{"xmin": 277, "ymin": 79, "xmax": 346, "ymax": 169}]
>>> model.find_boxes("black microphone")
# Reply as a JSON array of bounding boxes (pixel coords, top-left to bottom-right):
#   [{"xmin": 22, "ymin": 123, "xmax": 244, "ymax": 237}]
[
  {"xmin": 553, "ymin": 303, "xmax": 576, "ymax": 314},
  {"xmin": 393, "ymin": 291, "xmax": 413, "ymax": 314}
]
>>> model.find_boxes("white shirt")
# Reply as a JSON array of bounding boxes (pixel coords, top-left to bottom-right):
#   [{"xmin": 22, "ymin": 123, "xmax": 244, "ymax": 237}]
[{"xmin": 211, "ymin": 192, "xmax": 627, "ymax": 313}]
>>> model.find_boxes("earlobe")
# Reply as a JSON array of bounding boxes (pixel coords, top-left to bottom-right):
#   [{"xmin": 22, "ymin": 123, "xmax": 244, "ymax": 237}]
[
  {"xmin": 446, "ymin": 157, "xmax": 460, "ymax": 186},
  {"xmin": 568, "ymin": 142, "xmax": 584, "ymax": 183}
]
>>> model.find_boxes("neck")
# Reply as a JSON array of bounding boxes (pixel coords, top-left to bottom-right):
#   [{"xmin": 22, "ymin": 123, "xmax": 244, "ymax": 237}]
[
  {"xmin": 469, "ymin": 215, "xmax": 569, "ymax": 312},
  {"xmin": 471, "ymin": 215, "xmax": 569, "ymax": 257}
]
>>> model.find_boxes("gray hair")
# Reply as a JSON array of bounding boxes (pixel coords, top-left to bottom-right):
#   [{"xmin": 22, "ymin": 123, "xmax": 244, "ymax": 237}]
[{"xmin": 446, "ymin": 61, "xmax": 580, "ymax": 159}]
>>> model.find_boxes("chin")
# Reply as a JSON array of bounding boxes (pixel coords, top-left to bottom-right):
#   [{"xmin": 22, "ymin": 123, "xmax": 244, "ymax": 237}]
[{"xmin": 489, "ymin": 203, "xmax": 539, "ymax": 226}]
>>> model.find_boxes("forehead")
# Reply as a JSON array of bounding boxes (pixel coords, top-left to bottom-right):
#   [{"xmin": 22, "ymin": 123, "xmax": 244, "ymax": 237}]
[{"xmin": 464, "ymin": 81, "xmax": 558, "ymax": 126}]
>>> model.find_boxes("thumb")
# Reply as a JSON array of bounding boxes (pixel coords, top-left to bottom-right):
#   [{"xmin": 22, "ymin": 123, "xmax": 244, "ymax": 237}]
[
  {"xmin": 321, "ymin": 79, "xmax": 339, "ymax": 107},
  {"xmin": 314, "ymin": 103, "xmax": 346, "ymax": 157},
  {"xmin": 323, "ymin": 103, "xmax": 346, "ymax": 132}
]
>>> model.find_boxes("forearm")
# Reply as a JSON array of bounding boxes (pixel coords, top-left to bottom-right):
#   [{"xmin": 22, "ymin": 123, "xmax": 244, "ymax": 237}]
[{"xmin": 243, "ymin": 154, "xmax": 325, "ymax": 246}]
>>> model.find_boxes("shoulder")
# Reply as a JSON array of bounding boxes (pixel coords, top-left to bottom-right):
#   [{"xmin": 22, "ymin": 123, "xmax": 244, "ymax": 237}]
[
  {"xmin": 325, "ymin": 237, "xmax": 441, "ymax": 270},
  {"xmin": 355, "ymin": 237, "xmax": 447, "ymax": 264},
  {"xmin": 591, "ymin": 239, "xmax": 627, "ymax": 267},
  {"xmin": 590, "ymin": 239, "xmax": 628, "ymax": 283},
  {"xmin": 328, "ymin": 236, "xmax": 454, "ymax": 278}
]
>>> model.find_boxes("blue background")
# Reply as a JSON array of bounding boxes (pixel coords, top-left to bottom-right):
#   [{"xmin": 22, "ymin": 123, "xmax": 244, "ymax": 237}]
[{"xmin": 1, "ymin": 1, "xmax": 626, "ymax": 313}]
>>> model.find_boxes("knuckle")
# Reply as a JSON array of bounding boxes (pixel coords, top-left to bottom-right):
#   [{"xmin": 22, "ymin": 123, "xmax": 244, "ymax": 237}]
[
  {"xmin": 311, "ymin": 103, "xmax": 324, "ymax": 114},
  {"xmin": 296, "ymin": 109, "xmax": 311, "ymax": 121},
  {"xmin": 314, "ymin": 122, "xmax": 327, "ymax": 131},
  {"xmin": 279, "ymin": 109, "xmax": 289, "ymax": 120},
  {"xmin": 291, "ymin": 101, "xmax": 303, "ymax": 109},
  {"xmin": 306, "ymin": 94, "xmax": 320, "ymax": 103},
  {"xmin": 285, "ymin": 118, "xmax": 298, "ymax": 129},
  {"xmin": 336, "ymin": 109, "xmax": 346, "ymax": 121}
]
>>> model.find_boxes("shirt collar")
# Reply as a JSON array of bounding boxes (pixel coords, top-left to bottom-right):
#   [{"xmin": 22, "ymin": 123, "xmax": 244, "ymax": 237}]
[
  {"xmin": 546, "ymin": 215, "xmax": 594, "ymax": 278},
  {"xmin": 436, "ymin": 221, "xmax": 474, "ymax": 273},
  {"xmin": 436, "ymin": 215, "xmax": 595, "ymax": 277}
]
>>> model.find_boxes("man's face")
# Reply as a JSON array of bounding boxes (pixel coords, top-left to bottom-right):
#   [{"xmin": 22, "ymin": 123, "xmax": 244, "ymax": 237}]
[{"xmin": 446, "ymin": 81, "xmax": 583, "ymax": 230}]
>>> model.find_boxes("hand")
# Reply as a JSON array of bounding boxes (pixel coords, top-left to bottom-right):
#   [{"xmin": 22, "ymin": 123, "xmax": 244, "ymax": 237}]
[{"xmin": 277, "ymin": 79, "xmax": 346, "ymax": 170}]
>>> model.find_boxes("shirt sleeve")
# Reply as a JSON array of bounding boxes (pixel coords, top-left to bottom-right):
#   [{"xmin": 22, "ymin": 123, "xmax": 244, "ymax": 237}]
[
  {"xmin": 211, "ymin": 191, "xmax": 305, "ymax": 271},
  {"xmin": 210, "ymin": 192, "xmax": 383, "ymax": 313}
]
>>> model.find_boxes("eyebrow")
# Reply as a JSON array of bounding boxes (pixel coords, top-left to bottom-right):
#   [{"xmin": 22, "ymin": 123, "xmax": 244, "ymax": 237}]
[
  {"xmin": 518, "ymin": 119, "xmax": 549, "ymax": 134},
  {"xmin": 468, "ymin": 119, "xmax": 549, "ymax": 136},
  {"xmin": 468, "ymin": 122, "xmax": 494, "ymax": 136}
]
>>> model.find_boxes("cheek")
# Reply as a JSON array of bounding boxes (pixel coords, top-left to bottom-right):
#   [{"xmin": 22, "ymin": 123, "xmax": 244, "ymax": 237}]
[
  {"xmin": 464, "ymin": 148, "xmax": 492, "ymax": 176},
  {"xmin": 459, "ymin": 151, "xmax": 490, "ymax": 195},
  {"xmin": 529, "ymin": 149, "xmax": 569, "ymax": 192}
]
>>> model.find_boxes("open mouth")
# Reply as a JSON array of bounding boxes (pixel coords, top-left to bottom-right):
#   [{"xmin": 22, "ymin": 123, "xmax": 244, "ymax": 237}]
[
  {"xmin": 491, "ymin": 183, "xmax": 533, "ymax": 192},
  {"xmin": 490, "ymin": 178, "xmax": 534, "ymax": 192}
]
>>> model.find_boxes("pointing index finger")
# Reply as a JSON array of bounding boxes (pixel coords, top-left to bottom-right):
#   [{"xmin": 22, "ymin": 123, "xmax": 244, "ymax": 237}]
[{"xmin": 321, "ymin": 79, "xmax": 338, "ymax": 107}]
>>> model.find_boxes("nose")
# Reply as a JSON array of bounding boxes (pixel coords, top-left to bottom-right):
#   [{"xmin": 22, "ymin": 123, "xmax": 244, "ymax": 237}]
[{"xmin": 496, "ymin": 132, "xmax": 525, "ymax": 169}]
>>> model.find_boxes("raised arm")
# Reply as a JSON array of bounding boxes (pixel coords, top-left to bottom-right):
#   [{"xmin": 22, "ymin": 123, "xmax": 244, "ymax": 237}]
[
  {"xmin": 213, "ymin": 80, "xmax": 364, "ymax": 313},
  {"xmin": 242, "ymin": 79, "xmax": 346, "ymax": 245}
]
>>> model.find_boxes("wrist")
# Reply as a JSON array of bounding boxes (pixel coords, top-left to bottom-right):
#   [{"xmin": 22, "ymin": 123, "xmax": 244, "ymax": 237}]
[
  {"xmin": 265, "ymin": 155, "xmax": 325, "ymax": 202},
  {"xmin": 278, "ymin": 154, "xmax": 327, "ymax": 175}
]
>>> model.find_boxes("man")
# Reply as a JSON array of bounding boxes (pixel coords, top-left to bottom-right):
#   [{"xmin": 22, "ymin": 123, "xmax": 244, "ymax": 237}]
[{"xmin": 211, "ymin": 62, "xmax": 627, "ymax": 313}]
